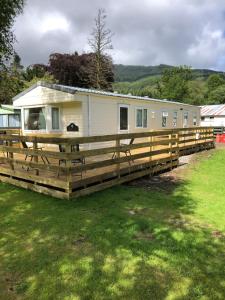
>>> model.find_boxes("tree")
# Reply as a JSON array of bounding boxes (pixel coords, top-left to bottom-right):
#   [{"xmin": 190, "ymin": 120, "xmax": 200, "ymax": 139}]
[
  {"xmin": 0, "ymin": 69, "xmax": 24, "ymax": 104},
  {"xmin": 207, "ymin": 74, "xmax": 225, "ymax": 92},
  {"xmin": 0, "ymin": 0, "xmax": 25, "ymax": 67},
  {"xmin": 49, "ymin": 52, "xmax": 93, "ymax": 87},
  {"xmin": 88, "ymin": 9, "xmax": 114, "ymax": 90},
  {"xmin": 207, "ymin": 85, "xmax": 225, "ymax": 104},
  {"xmin": 159, "ymin": 66, "xmax": 192, "ymax": 101},
  {"xmin": 23, "ymin": 64, "xmax": 49, "ymax": 81},
  {"xmin": 23, "ymin": 72, "xmax": 57, "ymax": 89}
]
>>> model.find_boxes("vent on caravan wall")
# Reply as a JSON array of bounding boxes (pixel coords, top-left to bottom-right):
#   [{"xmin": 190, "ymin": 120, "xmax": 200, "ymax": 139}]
[{"xmin": 67, "ymin": 123, "xmax": 79, "ymax": 132}]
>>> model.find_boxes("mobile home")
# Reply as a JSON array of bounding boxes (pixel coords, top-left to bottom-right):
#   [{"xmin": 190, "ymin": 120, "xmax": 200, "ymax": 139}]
[{"xmin": 13, "ymin": 82, "xmax": 200, "ymax": 137}]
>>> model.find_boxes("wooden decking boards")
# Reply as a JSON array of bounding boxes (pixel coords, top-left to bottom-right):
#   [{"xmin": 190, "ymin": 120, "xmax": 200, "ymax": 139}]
[{"xmin": 0, "ymin": 127, "xmax": 214, "ymax": 199}]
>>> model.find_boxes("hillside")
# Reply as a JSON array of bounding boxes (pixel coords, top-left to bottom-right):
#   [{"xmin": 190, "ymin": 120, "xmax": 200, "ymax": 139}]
[
  {"xmin": 113, "ymin": 64, "xmax": 224, "ymax": 105},
  {"xmin": 114, "ymin": 64, "xmax": 222, "ymax": 82}
]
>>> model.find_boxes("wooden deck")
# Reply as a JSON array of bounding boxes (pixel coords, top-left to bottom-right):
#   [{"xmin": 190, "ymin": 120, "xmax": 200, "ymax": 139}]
[{"xmin": 0, "ymin": 127, "xmax": 214, "ymax": 199}]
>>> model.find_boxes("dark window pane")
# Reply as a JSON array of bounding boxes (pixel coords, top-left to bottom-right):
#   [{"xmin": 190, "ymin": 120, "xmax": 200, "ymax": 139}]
[{"xmin": 120, "ymin": 107, "xmax": 128, "ymax": 130}]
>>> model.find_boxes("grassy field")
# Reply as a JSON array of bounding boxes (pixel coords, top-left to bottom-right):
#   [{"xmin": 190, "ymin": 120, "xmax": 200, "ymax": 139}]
[{"xmin": 0, "ymin": 149, "xmax": 225, "ymax": 300}]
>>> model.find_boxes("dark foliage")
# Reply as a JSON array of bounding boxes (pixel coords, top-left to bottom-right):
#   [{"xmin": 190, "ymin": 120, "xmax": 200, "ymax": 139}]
[
  {"xmin": 0, "ymin": 0, "xmax": 25, "ymax": 66},
  {"xmin": 49, "ymin": 52, "xmax": 114, "ymax": 90},
  {"xmin": 23, "ymin": 64, "xmax": 49, "ymax": 81}
]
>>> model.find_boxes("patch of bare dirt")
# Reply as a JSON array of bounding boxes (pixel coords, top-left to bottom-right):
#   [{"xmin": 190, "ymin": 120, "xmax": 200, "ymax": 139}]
[
  {"xmin": 133, "ymin": 231, "xmax": 155, "ymax": 241},
  {"xmin": 127, "ymin": 149, "xmax": 216, "ymax": 193}
]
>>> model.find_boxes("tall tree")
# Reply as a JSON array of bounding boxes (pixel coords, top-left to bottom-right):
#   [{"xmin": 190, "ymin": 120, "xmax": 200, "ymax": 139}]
[
  {"xmin": 0, "ymin": 0, "xmax": 25, "ymax": 67},
  {"xmin": 88, "ymin": 8, "xmax": 114, "ymax": 90}
]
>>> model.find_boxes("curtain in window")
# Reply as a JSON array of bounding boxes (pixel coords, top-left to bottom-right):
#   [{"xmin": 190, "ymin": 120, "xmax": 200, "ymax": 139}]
[
  {"xmin": 39, "ymin": 108, "xmax": 46, "ymax": 129},
  {"xmin": 136, "ymin": 109, "xmax": 143, "ymax": 127},
  {"xmin": 52, "ymin": 108, "xmax": 59, "ymax": 130},
  {"xmin": 9, "ymin": 115, "xmax": 20, "ymax": 127},
  {"xmin": 24, "ymin": 109, "xmax": 29, "ymax": 130},
  {"xmin": 0, "ymin": 115, "xmax": 9, "ymax": 127},
  {"xmin": 143, "ymin": 109, "xmax": 147, "ymax": 128}
]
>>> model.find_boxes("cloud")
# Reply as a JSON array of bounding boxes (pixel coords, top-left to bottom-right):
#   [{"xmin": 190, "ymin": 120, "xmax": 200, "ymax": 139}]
[{"xmin": 13, "ymin": 0, "xmax": 225, "ymax": 70}]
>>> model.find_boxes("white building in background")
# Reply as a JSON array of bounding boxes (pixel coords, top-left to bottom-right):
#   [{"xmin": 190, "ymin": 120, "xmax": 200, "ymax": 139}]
[{"xmin": 201, "ymin": 105, "xmax": 225, "ymax": 127}]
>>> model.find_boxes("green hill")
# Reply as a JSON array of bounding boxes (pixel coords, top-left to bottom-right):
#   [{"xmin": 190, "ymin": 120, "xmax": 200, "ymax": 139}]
[
  {"xmin": 114, "ymin": 64, "xmax": 222, "ymax": 82},
  {"xmin": 113, "ymin": 64, "xmax": 224, "ymax": 105}
]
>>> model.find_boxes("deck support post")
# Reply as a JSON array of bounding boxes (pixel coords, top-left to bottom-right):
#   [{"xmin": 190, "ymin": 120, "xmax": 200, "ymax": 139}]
[
  {"xmin": 116, "ymin": 138, "xmax": 120, "ymax": 179},
  {"xmin": 65, "ymin": 143, "xmax": 72, "ymax": 197},
  {"xmin": 169, "ymin": 133, "xmax": 173, "ymax": 170}
]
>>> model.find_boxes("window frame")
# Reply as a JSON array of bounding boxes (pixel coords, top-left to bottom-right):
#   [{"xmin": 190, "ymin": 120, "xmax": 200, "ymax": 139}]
[
  {"xmin": 0, "ymin": 114, "xmax": 20, "ymax": 128},
  {"xmin": 173, "ymin": 111, "xmax": 178, "ymax": 127},
  {"xmin": 162, "ymin": 111, "xmax": 168, "ymax": 128},
  {"xmin": 23, "ymin": 106, "xmax": 47, "ymax": 132},
  {"xmin": 183, "ymin": 111, "xmax": 189, "ymax": 128},
  {"xmin": 193, "ymin": 113, "xmax": 197, "ymax": 126},
  {"xmin": 118, "ymin": 104, "xmax": 129, "ymax": 132},
  {"xmin": 135, "ymin": 107, "xmax": 148, "ymax": 129}
]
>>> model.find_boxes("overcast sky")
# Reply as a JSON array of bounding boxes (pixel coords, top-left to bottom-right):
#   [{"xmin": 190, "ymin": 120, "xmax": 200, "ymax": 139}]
[{"xmin": 13, "ymin": 0, "xmax": 225, "ymax": 70}]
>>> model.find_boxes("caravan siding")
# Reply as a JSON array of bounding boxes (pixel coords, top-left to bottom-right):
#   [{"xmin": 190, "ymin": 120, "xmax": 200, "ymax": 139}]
[
  {"xmin": 88, "ymin": 94, "xmax": 200, "ymax": 135},
  {"xmin": 13, "ymin": 83, "xmax": 200, "ymax": 140}
]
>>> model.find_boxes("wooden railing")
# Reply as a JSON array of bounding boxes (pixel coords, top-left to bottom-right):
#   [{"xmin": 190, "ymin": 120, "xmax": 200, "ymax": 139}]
[{"xmin": 0, "ymin": 127, "xmax": 214, "ymax": 199}]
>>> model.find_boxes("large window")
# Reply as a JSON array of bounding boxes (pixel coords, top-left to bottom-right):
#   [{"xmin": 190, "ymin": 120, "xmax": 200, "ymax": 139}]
[
  {"xmin": 0, "ymin": 114, "xmax": 20, "ymax": 128},
  {"xmin": 136, "ymin": 108, "xmax": 147, "ymax": 128},
  {"xmin": 52, "ymin": 107, "xmax": 60, "ymax": 130},
  {"xmin": 183, "ymin": 111, "xmax": 188, "ymax": 127},
  {"xmin": 162, "ymin": 112, "xmax": 168, "ymax": 127},
  {"xmin": 119, "ymin": 106, "xmax": 128, "ymax": 131},
  {"xmin": 24, "ymin": 107, "xmax": 46, "ymax": 130}
]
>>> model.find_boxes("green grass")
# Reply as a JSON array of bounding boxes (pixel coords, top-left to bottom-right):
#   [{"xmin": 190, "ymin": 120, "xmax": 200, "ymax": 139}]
[{"xmin": 0, "ymin": 150, "xmax": 225, "ymax": 299}]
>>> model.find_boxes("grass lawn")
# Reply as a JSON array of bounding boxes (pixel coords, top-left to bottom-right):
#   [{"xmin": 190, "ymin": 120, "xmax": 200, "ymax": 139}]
[{"xmin": 0, "ymin": 149, "xmax": 225, "ymax": 300}]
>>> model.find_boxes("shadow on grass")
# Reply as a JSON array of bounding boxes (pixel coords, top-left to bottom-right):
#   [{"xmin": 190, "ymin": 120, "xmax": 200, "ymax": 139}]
[{"xmin": 0, "ymin": 179, "xmax": 224, "ymax": 300}]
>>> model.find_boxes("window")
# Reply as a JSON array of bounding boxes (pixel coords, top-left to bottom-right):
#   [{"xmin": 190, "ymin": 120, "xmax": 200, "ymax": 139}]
[
  {"xmin": 201, "ymin": 117, "xmax": 205, "ymax": 121},
  {"xmin": 193, "ymin": 113, "xmax": 197, "ymax": 126},
  {"xmin": 0, "ymin": 115, "xmax": 8, "ymax": 127},
  {"xmin": 162, "ymin": 111, "xmax": 168, "ymax": 127},
  {"xmin": 0, "ymin": 114, "xmax": 20, "ymax": 128},
  {"xmin": 136, "ymin": 108, "xmax": 148, "ymax": 128},
  {"xmin": 8, "ymin": 115, "xmax": 20, "ymax": 127},
  {"xmin": 24, "ymin": 107, "xmax": 46, "ymax": 130},
  {"xmin": 52, "ymin": 107, "xmax": 60, "ymax": 130},
  {"xmin": 119, "ymin": 106, "xmax": 128, "ymax": 130},
  {"xmin": 173, "ymin": 111, "xmax": 178, "ymax": 127},
  {"xmin": 183, "ymin": 111, "xmax": 188, "ymax": 127}
]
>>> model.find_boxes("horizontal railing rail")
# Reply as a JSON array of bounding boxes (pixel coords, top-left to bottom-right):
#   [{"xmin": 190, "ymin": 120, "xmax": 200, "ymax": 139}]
[{"xmin": 0, "ymin": 127, "xmax": 214, "ymax": 199}]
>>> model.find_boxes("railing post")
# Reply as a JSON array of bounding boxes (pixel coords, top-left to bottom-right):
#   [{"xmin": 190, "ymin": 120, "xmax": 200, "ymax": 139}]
[
  {"xmin": 33, "ymin": 137, "xmax": 39, "ymax": 176},
  {"xmin": 116, "ymin": 137, "xmax": 120, "ymax": 179},
  {"xmin": 8, "ymin": 140, "xmax": 14, "ymax": 171}
]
